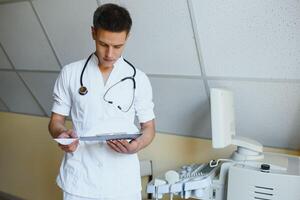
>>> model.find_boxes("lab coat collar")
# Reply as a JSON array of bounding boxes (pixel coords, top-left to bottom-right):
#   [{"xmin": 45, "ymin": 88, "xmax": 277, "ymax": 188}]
[
  {"xmin": 89, "ymin": 54, "xmax": 127, "ymax": 88},
  {"xmin": 90, "ymin": 53, "xmax": 124, "ymax": 70}
]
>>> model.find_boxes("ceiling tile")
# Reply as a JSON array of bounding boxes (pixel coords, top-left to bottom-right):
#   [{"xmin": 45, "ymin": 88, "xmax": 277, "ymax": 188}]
[
  {"xmin": 209, "ymin": 80, "xmax": 300, "ymax": 149},
  {"xmin": 192, "ymin": 0, "xmax": 300, "ymax": 79},
  {"xmin": 117, "ymin": 0, "xmax": 201, "ymax": 76},
  {"xmin": 0, "ymin": 71, "xmax": 45, "ymax": 115},
  {"xmin": 32, "ymin": 0, "xmax": 97, "ymax": 66},
  {"xmin": 150, "ymin": 77, "xmax": 210, "ymax": 138},
  {"xmin": 19, "ymin": 72, "xmax": 59, "ymax": 117},
  {"xmin": 0, "ymin": 99, "xmax": 8, "ymax": 111},
  {"xmin": 0, "ymin": 46, "xmax": 12, "ymax": 69},
  {"xmin": 0, "ymin": 1, "xmax": 60, "ymax": 70},
  {"xmin": 98, "ymin": 0, "xmax": 120, "ymax": 5}
]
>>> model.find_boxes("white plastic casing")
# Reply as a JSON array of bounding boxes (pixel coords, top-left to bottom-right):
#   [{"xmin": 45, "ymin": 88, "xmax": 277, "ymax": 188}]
[{"xmin": 210, "ymin": 88, "xmax": 236, "ymax": 148}]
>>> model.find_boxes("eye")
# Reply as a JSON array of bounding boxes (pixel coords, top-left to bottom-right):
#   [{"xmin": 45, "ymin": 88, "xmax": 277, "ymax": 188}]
[
  {"xmin": 99, "ymin": 42, "xmax": 107, "ymax": 47},
  {"xmin": 114, "ymin": 45, "xmax": 122, "ymax": 49}
]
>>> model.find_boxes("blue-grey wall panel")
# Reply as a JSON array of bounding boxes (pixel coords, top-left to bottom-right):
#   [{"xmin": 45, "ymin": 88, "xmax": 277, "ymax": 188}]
[
  {"xmin": 0, "ymin": 100, "xmax": 8, "ymax": 111},
  {"xmin": 209, "ymin": 80, "xmax": 300, "ymax": 149},
  {"xmin": 151, "ymin": 77, "xmax": 210, "ymax": 138},
  {"xmin": 0, "ymin": 72, "xmax": 44, "ymax": 115},
  {"xmin": 106, "ymin": 0, "xmax": 201, "ymax": 76},
  {"xmin": 0, "ymin": 47, "xmax": 12, "ymax": 69},
  {"xmin": 0, "ymin": 1, "xmax": 60, "ymax": 70},
  {"xmin": 32, "ymin": 0, "xmax": 97, "ymax": 66},
  {"xmin": 20, "ymin": 72, "xmax": 59, "ymax": 117},
  {"xmin": 192, "ymin": 0, "xmax": 300, "ymax": 79}
]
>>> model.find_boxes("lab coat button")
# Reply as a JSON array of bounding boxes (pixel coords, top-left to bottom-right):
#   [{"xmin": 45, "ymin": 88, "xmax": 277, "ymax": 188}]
[{"xmin": 98, "ymin": 162, "xmax": 103, "ymax": 167}]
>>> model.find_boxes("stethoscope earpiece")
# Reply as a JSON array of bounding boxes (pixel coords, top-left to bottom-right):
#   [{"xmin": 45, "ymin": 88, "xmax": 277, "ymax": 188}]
[{"xmin": 78, "ymin": 86, "xmax": 88, "ymax": 95}]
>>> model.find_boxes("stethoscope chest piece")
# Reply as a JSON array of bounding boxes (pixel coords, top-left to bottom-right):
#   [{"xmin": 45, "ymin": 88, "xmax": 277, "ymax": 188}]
[{"xmin": 78, "ymin": 86, "xmax": 88, "ymax": 95}]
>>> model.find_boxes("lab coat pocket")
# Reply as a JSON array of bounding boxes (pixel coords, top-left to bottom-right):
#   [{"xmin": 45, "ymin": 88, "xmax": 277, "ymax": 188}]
[
  {"xmin": 59, "ymin": 151, "xmax": 83, "ymax": 188},
  {"xmin": 60, "ymin": 159, "xmax": 84, "ymax": 193},
  {"xmin": 64, "ymin": 165, "xmax": 79, "ymax": 185}
]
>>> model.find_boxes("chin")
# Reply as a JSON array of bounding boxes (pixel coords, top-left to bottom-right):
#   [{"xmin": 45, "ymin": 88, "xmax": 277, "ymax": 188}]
[
  {"xmin": 102, "ymin": 62, "xmax": 114, "ymax": 68},
  {"xmin": 99, "ymin": 59, "xmax": 113, "ymax": 67}
]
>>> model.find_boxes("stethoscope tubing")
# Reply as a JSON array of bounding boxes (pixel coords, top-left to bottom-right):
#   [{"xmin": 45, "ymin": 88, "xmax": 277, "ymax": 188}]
[{"xmin": 79, "ymin": 53, "xmax": 136, "ymax": 112}]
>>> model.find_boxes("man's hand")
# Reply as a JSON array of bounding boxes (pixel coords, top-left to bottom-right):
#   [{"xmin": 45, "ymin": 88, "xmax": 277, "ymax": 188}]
[
  {"xmin": 107, "ymin": 120, "xmax": 155, "ymax": 154},
  {"xmin": 106, "ymin": 139, "xmax": 140, "ymax": 154},
  {"xmin": 57, "ymin": 129, "xmax": 79, "ymax": 153},
  {"xmin": 49, "ymin": 113, "xmax": 79, "ymax": 152}
]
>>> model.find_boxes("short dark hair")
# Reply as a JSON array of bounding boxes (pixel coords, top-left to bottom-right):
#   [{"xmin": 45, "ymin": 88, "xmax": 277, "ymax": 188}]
[{"xmin": 93, "ymin": 3, "xmax": 132, "ymax": 34}]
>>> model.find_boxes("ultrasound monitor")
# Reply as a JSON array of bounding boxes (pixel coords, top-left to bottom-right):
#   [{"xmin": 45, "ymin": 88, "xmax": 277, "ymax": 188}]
[{"xmin": 210, "ymin": 88, "xmax": 263, "ymax": 161}]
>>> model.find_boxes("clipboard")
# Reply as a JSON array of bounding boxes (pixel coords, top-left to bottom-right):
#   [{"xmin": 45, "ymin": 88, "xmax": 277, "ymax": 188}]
[{"xmin": 54, "ymin": 132, "xmax": 141, "ymax": 145}]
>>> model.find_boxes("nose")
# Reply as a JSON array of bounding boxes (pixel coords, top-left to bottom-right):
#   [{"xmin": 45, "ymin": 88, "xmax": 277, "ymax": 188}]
[{"xmin": 106, "ymin": 46, "xmax": 113, "ymax": 58}]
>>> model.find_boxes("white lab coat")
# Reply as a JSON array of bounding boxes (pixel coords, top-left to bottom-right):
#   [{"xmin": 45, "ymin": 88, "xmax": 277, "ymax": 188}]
[{"xmin": 52, "ymin": 54, "xmax": 155, "ymax": 198}]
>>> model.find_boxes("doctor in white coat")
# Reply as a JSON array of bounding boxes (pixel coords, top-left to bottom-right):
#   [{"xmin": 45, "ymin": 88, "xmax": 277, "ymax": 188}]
[{"xmin": 48, "ymin": 3, "xmax": 156, "ymax": 200}]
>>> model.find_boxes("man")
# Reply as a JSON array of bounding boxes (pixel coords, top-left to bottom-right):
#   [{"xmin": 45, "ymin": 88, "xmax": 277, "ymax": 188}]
[{"xmin": 48, "ymin": 3, "xmax": 155, "ymax": 200}]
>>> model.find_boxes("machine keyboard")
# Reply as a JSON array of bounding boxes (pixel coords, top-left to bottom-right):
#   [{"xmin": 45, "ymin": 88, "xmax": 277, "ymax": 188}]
[{"xmin": 179, "ymin": 163, "xmax": 213, "ymax": 179}]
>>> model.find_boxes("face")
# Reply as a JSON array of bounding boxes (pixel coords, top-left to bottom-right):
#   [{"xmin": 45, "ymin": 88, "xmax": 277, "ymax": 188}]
[{"xmin": 92, "ymin": 27, "xmax": 128, "ymax": 68}]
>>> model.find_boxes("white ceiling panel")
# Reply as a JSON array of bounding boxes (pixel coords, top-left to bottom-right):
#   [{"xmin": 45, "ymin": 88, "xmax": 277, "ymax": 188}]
[
  {"xmin": 0, "ymin": 0, "xmax": 27, "ymax": 3},
  {"xmin": 150, "ymin": 77, "xmax": 210, "ymax": 138},
  {"xmin": 192, "ymin": 0, "xmax": 300, "ymax": 79},
  {"xmin": 19, "ymin": 72, "xmax": 59, "ymax": 117},
  {"xmin": 32, "ymin": 0, "xmax": 97, "ymax": 66},
  {"xmin": 0, "ymin": 72, "xmax": 44, "ymax": 115},
  {"xmin": 0, "ymin": 1, "xmax": 60, "ymax": 71},
  {"xmin": 113, "ymin": 0, "xmax": 201, "ymax": 76},
  {"xmin": 208, "ymin": 80, "xmax": 300, "ymax": 149},
  {"xmin": 98, "ymin": 0, "xmax": 120, "ymax": 5},
  {"xmin": 0, "ymin": 47, "xmax": 12, "ymax": 69}
]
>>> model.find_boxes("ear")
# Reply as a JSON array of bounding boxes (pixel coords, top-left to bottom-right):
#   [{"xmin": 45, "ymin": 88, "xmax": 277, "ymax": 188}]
[{"xmin": 91, "ymin": 26, "xmax": 96, "ymax": 40}]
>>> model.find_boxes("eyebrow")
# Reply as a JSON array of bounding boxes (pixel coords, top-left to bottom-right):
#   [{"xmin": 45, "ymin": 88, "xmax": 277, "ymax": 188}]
[{"xmin": 98, "ymin": 40, "xmax": 124, "ymax": 47}]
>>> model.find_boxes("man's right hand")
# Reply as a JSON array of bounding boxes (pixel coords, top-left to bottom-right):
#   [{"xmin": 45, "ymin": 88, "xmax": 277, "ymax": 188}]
[{"xmin": 57, "ymin": 129, "xmax": 79, "ymax": 153}]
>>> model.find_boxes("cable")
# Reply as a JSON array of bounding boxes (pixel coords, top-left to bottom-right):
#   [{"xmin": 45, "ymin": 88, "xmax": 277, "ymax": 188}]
[{"xmin": 209, "ymin": 158, "xmax": 233, "ymax": 167}]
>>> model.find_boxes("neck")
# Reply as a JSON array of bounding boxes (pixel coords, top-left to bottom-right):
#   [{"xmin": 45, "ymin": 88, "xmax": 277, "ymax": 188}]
[
  {"xmin": 99, "ymin": 64, "xmax": 113, "ymax": 85},
  {"xmin": 99, "ymin": 64, "xmax": 113, "ymax": 73}
]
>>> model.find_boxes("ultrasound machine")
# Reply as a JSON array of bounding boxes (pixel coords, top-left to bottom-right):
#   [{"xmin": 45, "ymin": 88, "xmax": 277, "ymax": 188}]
[{"xmin": 147, "ymin": 88, "xmax": 300, "ymax": 200}]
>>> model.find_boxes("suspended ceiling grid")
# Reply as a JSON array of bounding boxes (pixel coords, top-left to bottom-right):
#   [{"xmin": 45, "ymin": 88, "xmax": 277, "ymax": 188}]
[{"xmin": 0, "ymin": 0, "xmax": 300, "ymax": 149}]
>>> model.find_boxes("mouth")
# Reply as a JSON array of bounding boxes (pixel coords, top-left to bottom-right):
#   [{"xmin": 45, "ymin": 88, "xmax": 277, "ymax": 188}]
[{"xmin": 103, "ymin": 58, "xmax": 115, "ymax": 62}]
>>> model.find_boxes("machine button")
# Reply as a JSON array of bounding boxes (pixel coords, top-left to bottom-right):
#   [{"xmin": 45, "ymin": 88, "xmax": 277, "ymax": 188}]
[{"xmin": 260, "ymin": 164, "xmax": 270, "ymax": 172}]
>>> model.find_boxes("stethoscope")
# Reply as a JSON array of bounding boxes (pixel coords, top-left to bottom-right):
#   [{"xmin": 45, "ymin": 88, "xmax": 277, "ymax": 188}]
[{"xmin": 78, "ymin": 53, "xmax": 136, "ymax": 112}]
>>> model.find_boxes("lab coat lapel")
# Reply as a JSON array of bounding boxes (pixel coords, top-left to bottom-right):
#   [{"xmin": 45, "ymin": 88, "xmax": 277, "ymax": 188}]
[{"xmin": 104, "ymin": 56, "xmax": 123, "ymax": 90}]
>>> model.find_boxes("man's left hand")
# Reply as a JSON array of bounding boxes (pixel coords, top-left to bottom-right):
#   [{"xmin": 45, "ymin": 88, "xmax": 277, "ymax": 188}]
[{"xmin": 106, "ymin": 139, "xmax": 140, "ymax": 154}]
